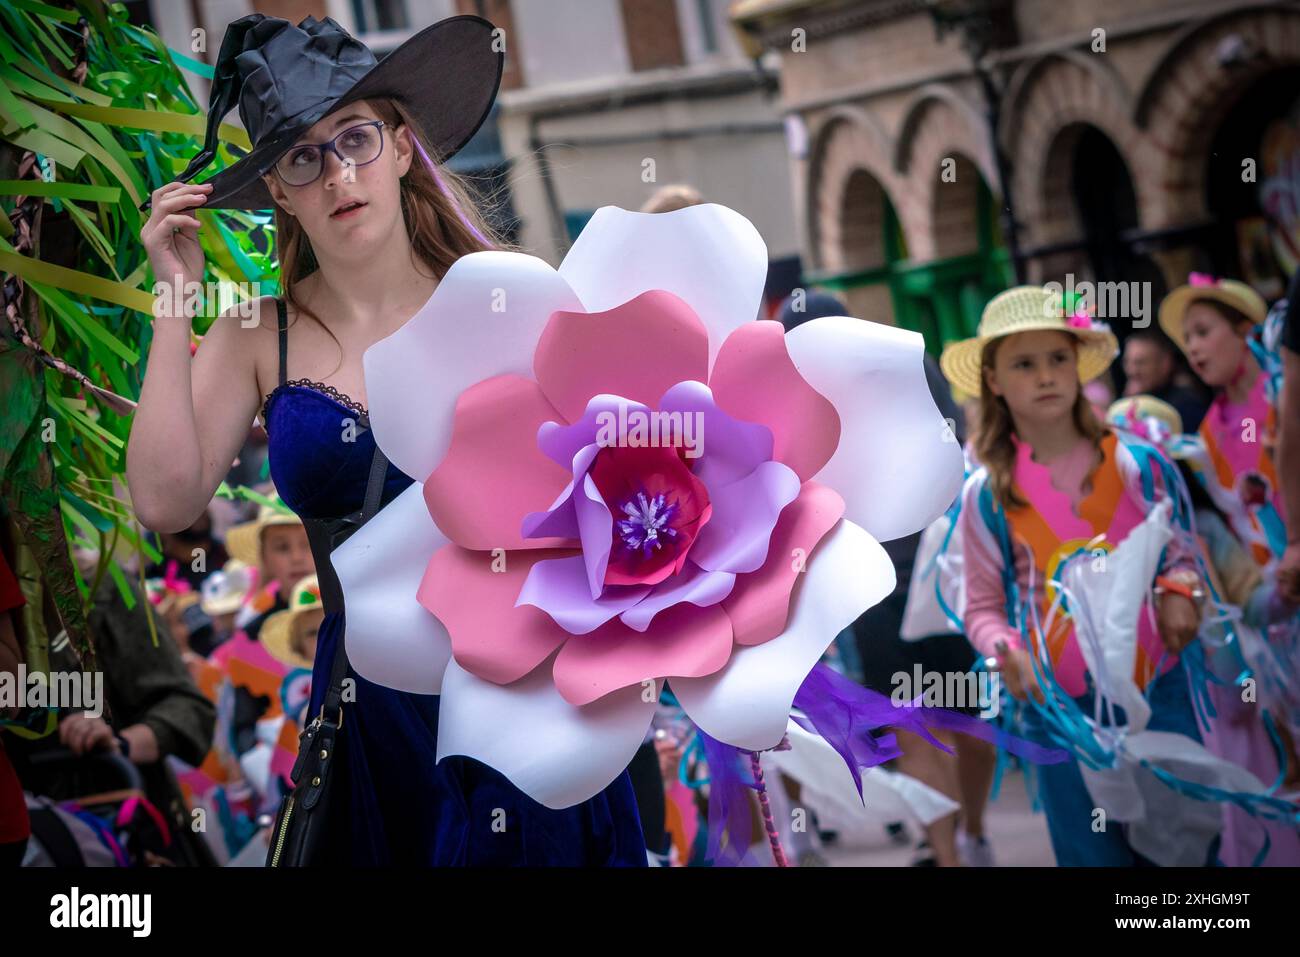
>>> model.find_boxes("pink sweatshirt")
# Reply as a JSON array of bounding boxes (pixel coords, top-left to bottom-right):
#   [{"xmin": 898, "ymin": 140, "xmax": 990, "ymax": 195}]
[
  {"xmin": 959, "ymin": 435, "xmax": 1099, "ymax": 659},
  {"xmin": 959, "ymin": 432, "xmax": 1195, "ymax": 671}
]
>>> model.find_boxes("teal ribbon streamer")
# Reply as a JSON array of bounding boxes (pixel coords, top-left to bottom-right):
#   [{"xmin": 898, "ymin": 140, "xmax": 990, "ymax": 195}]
[{"xmin": 167, "ymin": 46, "xmax": 215, "ymax": 79}]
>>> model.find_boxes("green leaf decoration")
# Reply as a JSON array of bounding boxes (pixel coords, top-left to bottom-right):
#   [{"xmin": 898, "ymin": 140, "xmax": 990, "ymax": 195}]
[{"xmin": 0, "ymin": 1, "xmax": 280, "ymax": 671}]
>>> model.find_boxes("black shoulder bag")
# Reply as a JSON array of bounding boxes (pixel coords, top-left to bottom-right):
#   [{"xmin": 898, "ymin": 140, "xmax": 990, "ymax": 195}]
[{"xmin": 266, "ymin": 443, "xmax": 389, "ymax": 867}]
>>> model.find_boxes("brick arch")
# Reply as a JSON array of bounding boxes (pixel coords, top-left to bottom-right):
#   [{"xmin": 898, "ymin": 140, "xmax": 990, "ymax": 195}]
[
  {"xmin": 892, "ymin": 85, "xmax": 999, "ymax": 262},
  {"xmin": 1133, "ymin": 4, "xmax": 1300, "ymax": 229},
  {"xmin": 806, "ymin": 107, "xmax": 921, "ymax": 273},
  {"xmin": 1000, "ymin": 50, "xmax": 1134, "ymax": 156},
  {"xmin": 929, "ymin": 154, "xmax": 996, "ymax": 261},
  {"xmin": 893, "ymin": 84, "xmax": 995, "ymax": 181},
  {"xmin": 1001, "ymin": 54, "xmax": 1148, "ymax": 250}
]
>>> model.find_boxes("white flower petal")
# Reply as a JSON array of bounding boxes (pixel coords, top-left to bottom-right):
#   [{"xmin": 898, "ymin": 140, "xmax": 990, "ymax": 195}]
[
  {"xmin": 764, "ymin": 719, "xmax": 960, "ymax": 827},
  {"xmin": 437, "ymin": 657, "xmax": 657, "ymax": 809},
  {"xmin": 333, "ymin": 481, "xmax": 451, "ymax": 694},
  {"xmin": 671, "ymin": 519, "xmax": 894, "ymax": 751},
  {"xmin": 784, "ymin": 317, "xmax": 965, "ymax": 542},
  {"xmin": 557, "ymin": 204, "xmax": 768, "ymax": 369},
  {"xmin": 365, "ymin": 251, "xmax": 584, "ymax": 482}
]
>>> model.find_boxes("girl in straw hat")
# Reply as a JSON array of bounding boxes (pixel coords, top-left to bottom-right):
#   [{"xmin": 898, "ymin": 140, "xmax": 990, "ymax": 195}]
[
  {"xmin": 1106, "ymin": 396, "xmax": 1300, "ymax": 866},
  {"xmin": 125, "ymin": 14, "xmax": 645, "ymax": 865},
  {"xmin": 941, "ymin": 285, "xmax": 1209, "ymax": 866},
  {"xmin": 1158, "ymin": 274, "xmax": 1282, "ymax": 570},
  {"xmin": 224, "ymin": 494, "xmax": 313, "ymax": 643},
  {"xmin": 260, "ymin": 576, "xmax": 325, "ymax": 674},
  {"xmin": 1160, "ymin": 275, "xmax": 1300, "ymax": 823}
]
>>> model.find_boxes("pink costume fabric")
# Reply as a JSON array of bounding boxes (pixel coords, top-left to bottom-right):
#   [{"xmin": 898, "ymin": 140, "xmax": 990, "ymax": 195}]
[
  {"xmin": 1201, "ymin": 680, "xmax": 1300, "ymax": 865},
  {"xmin": 960, "ymin": 431, "xmax": 1189, "ymax": 697}
]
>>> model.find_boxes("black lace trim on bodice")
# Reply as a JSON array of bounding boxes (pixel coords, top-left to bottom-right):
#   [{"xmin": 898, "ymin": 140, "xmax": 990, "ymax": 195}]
[{"xmin": 260, "ymin": 378, "xmax": 370, "ymax": 428}]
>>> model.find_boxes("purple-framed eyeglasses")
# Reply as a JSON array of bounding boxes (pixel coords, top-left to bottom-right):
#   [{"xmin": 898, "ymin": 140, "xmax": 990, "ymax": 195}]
[{"xmin": 273, "ymin": 120, "xmax": 387, "ymax": 187}]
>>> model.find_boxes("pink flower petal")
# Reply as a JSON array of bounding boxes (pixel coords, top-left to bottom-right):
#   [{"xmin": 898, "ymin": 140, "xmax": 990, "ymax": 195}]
[
  {"xmin": 417, "ymin": 543, "xmax": 574, "ymax": 685},
  {"xmin": 689, "ymin": 460, "xmax": 801, "ymax": 574},
  {"xmin": 423, "ymin": 374, "xmax": 576, "ymax": 551},
  {"xmin": 555, "ymin": 204, "xmax": 768, "ymax": 371},
  {"xmin": 722, "ymin": 481, "xmax": 846, "ymax": 646},
  {"xmin": 533, "ymin": 290, "xmax": 710, "ymax": 423},
  {"xmin": 709, "ymin": 320, "xmax": 841, "ymax": 483},
  {"xmin": 552, "ymin": 603, "xmax": 733, "ymax": 706}
]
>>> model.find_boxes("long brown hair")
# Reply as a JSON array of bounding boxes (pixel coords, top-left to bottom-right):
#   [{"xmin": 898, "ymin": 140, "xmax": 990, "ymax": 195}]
[
  {"xmin": 271, "ymin": 96, "xmax": 513, "ymax": 361},
  {"xmin": 974, "ymin": 335, "xmax": 1106, "ymax": 510}
]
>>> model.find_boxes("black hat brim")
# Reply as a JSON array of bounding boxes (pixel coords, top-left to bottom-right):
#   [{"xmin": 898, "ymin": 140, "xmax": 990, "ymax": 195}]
[{"xmin": 174, "ymin": 15, "xmax": 502, "ymax": 211}]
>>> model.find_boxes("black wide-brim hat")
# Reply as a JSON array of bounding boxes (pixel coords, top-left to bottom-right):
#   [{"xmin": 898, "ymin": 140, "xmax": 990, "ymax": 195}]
[{"xmin": 140, "ymin": 14, "xmax": 502, "ymax": 211}]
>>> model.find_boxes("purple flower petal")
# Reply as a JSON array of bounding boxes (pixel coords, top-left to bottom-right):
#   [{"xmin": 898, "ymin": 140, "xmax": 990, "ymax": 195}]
[
  {"xmin": 521, "ymin": 483, "xmax": 579, "ymax": 540},
  {"xmin": 537, "ymin": 394, "xmax": 652, "ymax": 470},
  {"xmin": 516, "ymin": 555, "xmax": 650, "ymax": 634},
  {"xmin": 521, "ymin": 444, "xmax": 600, "ymax": 541},
  {"xmin": 619, "ymin": 562, "xmax": 737, "ymax": 632},
  {"xmin": 518, "ymin": 380, "xmax": 791, "ymax": 632},
  {"xmin": 575, "ymin": 471, "xmax": 614, "ymax": 599},
  {"xmin": 656, "ymin": 381, "xmax": 774, "ymax": 489},
  {"xmin": 688, "ymin": 460, "xmax": 801, "ymax": 574}
]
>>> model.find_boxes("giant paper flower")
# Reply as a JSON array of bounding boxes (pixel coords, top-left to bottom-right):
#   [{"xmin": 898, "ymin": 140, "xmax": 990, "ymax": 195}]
[{"xmin": 333, "ymin": 204, "xmax": 964, "ymax": 807}]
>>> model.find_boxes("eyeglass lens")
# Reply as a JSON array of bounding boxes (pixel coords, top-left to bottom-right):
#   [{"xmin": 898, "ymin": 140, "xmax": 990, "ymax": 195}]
[{"xmin": 276, "ymin": 124, "xmax": 383, "ymax": 186}]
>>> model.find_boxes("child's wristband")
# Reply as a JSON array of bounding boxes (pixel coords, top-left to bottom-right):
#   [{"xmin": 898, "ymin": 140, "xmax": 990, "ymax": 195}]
[{"xmin": 1155, "ymin": 574, "xmax": 1204, "ymax": 603}]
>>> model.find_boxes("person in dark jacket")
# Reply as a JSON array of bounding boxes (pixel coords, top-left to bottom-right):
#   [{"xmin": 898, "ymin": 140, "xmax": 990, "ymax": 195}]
[{"xmin": 12, "ymin": 557, "xmax": 216, "ymax": 862}]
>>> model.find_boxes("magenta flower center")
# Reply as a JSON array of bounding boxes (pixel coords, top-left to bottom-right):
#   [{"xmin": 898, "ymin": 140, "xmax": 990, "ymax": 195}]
[{"xmin": 589, "ymin": 443, "xmax": 712, "ymax": 588}]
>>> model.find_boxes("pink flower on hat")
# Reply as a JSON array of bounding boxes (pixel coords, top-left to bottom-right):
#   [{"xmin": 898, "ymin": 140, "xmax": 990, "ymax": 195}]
[{"xmin": 1067, "ymin": 308, "xmax": 1093, "ymax": 330}]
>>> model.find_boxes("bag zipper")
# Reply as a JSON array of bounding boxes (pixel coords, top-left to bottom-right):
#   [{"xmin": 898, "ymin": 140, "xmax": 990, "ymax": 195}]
[{"xmin": 270, "ymin": 794, "xmax": 295, "ymax": 867}]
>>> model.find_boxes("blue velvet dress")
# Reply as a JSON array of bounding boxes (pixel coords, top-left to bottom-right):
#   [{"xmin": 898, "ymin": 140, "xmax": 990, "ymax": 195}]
[{"xmin": 263, "ymin": 380, "xmax": 646, "ymax": 865}]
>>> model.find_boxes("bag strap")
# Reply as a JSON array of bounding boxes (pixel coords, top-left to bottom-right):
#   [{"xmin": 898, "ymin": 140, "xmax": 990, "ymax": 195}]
[
  {"xmin": 317, "ymin": 434, "xmax": 390, "ymax": 727},
  {"xmin": 276, "ymin": 297, "xmax": 288, "ymax": 388}
]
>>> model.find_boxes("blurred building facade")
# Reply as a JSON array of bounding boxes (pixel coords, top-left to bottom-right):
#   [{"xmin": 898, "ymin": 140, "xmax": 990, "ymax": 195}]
[
  {"xmin": 732, "ymin": 0, "xmax": 1300, "ymax": 354},
  {"xmin": 136, "ymin": 0, "xmax": 803, "ymax": 298},
  {"xmin": 492, "ymin": 0, "xmax": 801, "ymax": 295}
]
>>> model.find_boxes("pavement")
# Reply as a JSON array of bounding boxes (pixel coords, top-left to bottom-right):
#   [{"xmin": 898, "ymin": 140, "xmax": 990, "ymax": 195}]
[{"xmin": 818, "ymin": 768, "xmax": 1057, "ymax": 867}]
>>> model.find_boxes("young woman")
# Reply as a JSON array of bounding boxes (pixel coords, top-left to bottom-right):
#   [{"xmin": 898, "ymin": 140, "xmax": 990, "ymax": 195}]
[
  {"xmin": 941, "ymin": 286, "xmax": 1206, "ymax": 866},
  {"xmin": 126, "ymin": 14, "xmax": 645, "ymax": 865}
]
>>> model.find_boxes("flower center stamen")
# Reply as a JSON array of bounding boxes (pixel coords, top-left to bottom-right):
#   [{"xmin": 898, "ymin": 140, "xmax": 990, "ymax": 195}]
[{"xmin": 616, "ymin": 490, "xmax": 680, "ymax": 558}]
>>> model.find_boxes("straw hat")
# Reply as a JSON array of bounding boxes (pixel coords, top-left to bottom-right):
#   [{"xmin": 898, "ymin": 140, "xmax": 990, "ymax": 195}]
[
  {"xmin": 224, "ymin": 494, "xmax": 302, "ymax": 568},
  {"xmin": 939, "ymin": 285, "xmax": 1119, "ymax": 398},
  {"xmin": 260, "ymin": 575, "xmax": 322, "ymax": 670},
  {"xmin": 1106, "ymin": 395, "xmax": 1201, "ymax": 460},
  {"xmin": 1158, "ymin": 273, "xmax": 1267, "ymax": 351},
  {"xmin": 1107, "ymin": 394, "xmax": 1181, "ymax": 434},
  {"xmin": 199, "ymin": 560, "xmax": 254, "ymax": 616}
]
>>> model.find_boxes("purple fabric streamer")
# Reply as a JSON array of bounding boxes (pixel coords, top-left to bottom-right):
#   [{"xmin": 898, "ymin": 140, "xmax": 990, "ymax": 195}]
[
  {"xmin": 694, "ymin": 663, "xmax": 1069, "ymax": 866},
  {"xmin": 792, "ymin": 663, "xmax": 1071, "ymax": 802},
  {"xmin": 697, "ymin": 729, "xmax": 762, "ymax": 867},
  {"xmin": 409, "ymin": 130, "xmax": 493, "ymax": 249}
]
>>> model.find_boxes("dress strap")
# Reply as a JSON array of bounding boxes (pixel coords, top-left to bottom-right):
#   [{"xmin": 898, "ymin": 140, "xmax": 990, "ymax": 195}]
[{"xmin": 276, "ymin": 297, "xmax": 288, "ymax": 388}]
